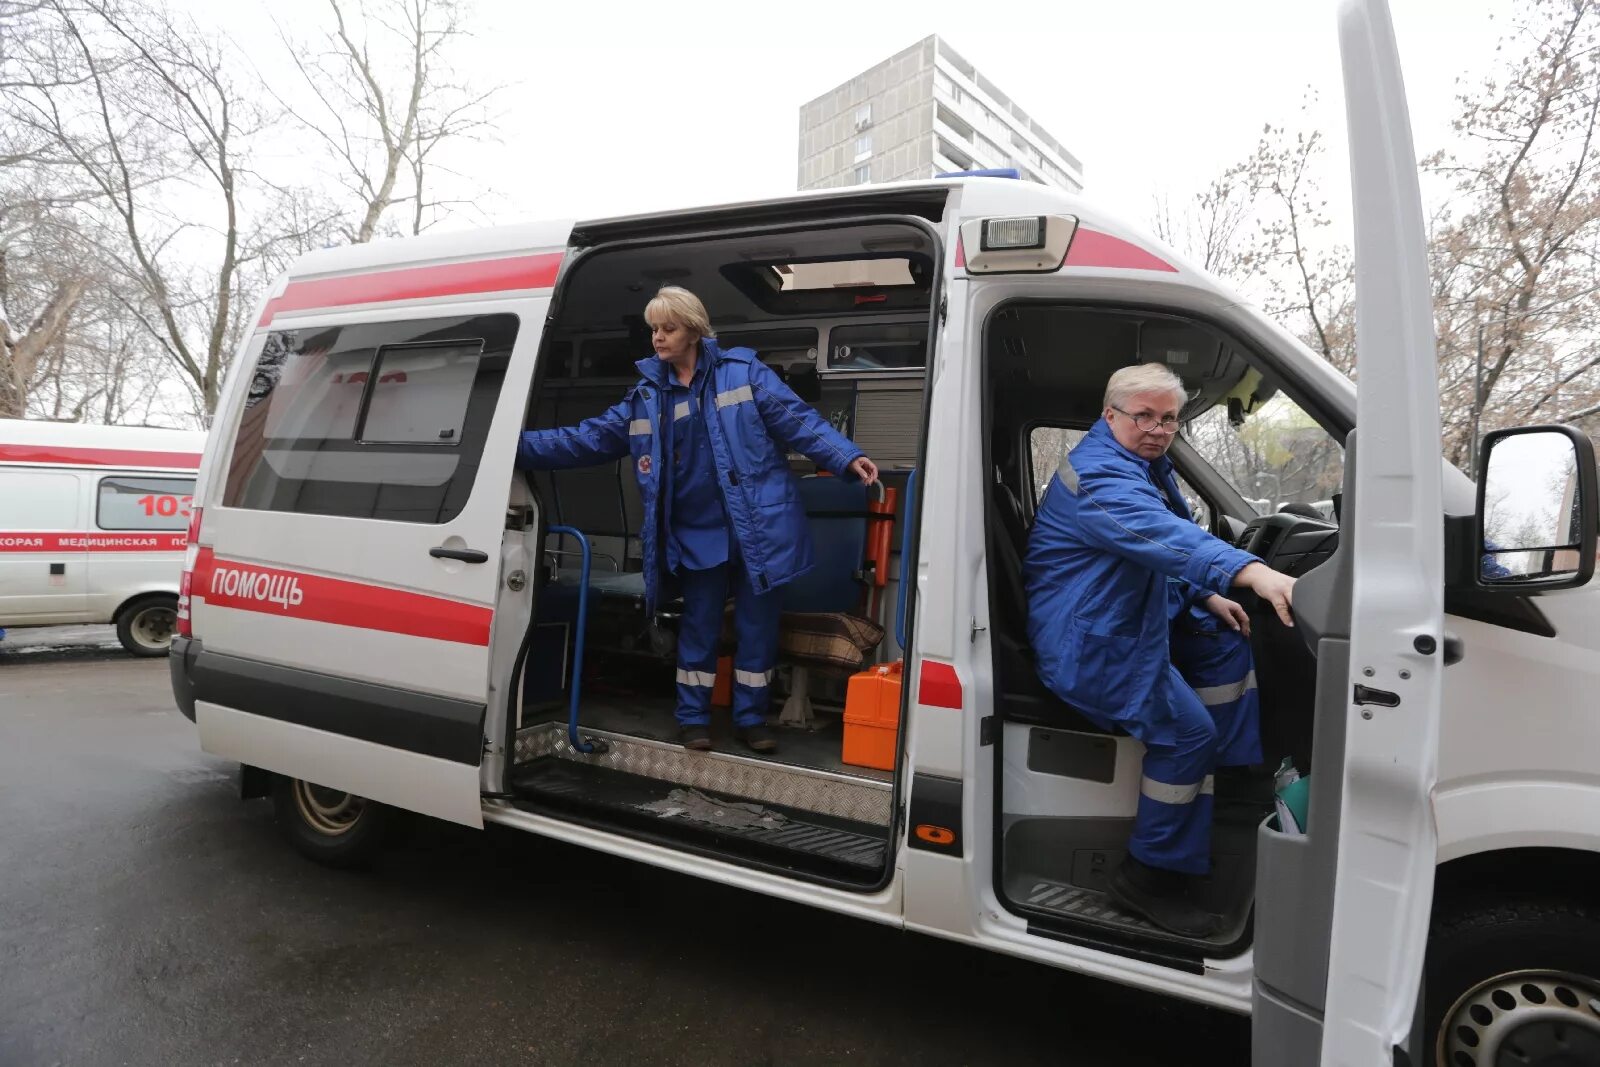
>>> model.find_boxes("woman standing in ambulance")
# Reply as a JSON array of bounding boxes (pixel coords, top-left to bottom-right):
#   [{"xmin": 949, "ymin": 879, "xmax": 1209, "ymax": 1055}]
[{"xmin": 517, "ymin": 287, "xmax": 879, "ymax": 754}]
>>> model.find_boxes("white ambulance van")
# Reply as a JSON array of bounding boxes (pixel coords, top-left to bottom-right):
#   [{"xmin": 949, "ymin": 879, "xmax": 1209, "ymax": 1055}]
[
  {"xmin": 169, "ymin": 3, "xmax": 1600, "ymax": 1062},
  {"xmin": 1, "ymin": 418, "xmax": 204, "ymax": 655}
]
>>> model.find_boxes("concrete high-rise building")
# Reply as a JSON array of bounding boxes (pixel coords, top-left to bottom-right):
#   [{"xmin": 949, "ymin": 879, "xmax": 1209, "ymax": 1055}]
[{"xmin": 797, "ymin": 36, "xmax": 1083, "ymax": 193}]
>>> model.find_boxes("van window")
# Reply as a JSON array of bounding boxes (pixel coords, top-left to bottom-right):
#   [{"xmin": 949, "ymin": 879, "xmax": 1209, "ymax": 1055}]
[
  {"xmin": 358, "ymin": 343, "xmax": 481, "ymax": 444},
  {"xmin": 223, "ymin": 313, "xmax": 518, "ymax": 524},
  {"xmin": 828, "ymin": 322, "xmax": 927, "ymax": 371},
  {"xmin": 0, "ymin": 471, "xmax": 81, "ymax": 528},
  {"xmin": 1029, "ymin": 426, "xmax": 1084, "ymax": 502},
  {"xmin": 96, "ymin": 476, "xmax": 195, "ymax": 531}
]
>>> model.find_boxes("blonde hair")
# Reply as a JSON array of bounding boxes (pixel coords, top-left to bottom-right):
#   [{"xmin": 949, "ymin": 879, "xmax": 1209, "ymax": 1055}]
[
  {"xmin": 643, "ymin": 286, "xmax": 715, "ymax": 339},
  {"xmin": 1104, "ymin": 363, "xmax": 1187, "ymax": 411}
]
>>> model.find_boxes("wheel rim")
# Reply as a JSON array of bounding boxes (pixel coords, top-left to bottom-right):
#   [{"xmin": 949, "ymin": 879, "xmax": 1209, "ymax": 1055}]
[
  {"xmin": 130, "ymin": 604, "xmax": 176, "ymax": 650},
  {"xmin": 291, "ymin": 780, "xmax": 367, "ymax": 836},
  {"xmin": 1439, "ymin": 969, "xmax": 1600, "ymax": 1067}
]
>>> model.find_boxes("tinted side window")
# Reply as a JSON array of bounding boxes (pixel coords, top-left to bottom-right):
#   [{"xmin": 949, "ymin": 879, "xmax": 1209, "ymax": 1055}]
[
  {"xmin": 1029, "ymin": 426, "xmax": 1085, "ymax": 503},
  {"xmin": 97, "ymin": 477, "xmax": 195, "ymax": 531},
  {"xmin": 827, "ymin": 322, "xmax": 927, "ymax": 371},
  {"xmin": 223, "ymin": 314, "xmax": 518, "ymax": 523}
]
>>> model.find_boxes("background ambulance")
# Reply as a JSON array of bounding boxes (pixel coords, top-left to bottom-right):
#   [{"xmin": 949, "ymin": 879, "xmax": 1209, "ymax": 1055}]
[{"xmin": 1, "ymin": 418, "xmax": 204, "ymax": 656}]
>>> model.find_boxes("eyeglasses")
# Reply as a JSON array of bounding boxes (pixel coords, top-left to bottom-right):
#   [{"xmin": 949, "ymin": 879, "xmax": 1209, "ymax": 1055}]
[{"xmin": 1111, "ymin": 406, "xmax": 1181, "ymax": 435}]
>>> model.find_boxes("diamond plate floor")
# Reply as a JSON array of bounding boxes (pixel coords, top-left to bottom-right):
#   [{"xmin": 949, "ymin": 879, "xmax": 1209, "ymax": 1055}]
[
  {"xmin": 520, "ymin": 694, "xmax": 893, "ymax": 783},
  {"xmin": 514, "ymin": 721, "xmax": 893, "ymax": 826}
]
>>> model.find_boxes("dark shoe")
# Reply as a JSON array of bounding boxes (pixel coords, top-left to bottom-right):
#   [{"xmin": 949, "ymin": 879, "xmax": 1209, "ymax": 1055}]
[
  {"xmin": 679, "ymin": 724, "xmax": 712, "ymax": 751},
  {"xmin": 1107, "ymin": 857, "xmax": 1221, "ymax": 938},
  {"xmin": 735, "ymin": 724, "xmax": 778, "ymax": 753}
]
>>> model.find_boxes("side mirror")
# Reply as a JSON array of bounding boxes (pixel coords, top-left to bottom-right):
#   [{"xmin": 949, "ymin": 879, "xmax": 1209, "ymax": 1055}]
[{"xmin": 1475, "ymin": 425, "xmax": 1598, "ymax": 591}]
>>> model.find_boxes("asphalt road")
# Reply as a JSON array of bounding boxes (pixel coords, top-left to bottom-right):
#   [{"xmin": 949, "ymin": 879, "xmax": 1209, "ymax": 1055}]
[{"xmin": 0, "ymin": 630, "xmax": 1250, "ymax": 1066}]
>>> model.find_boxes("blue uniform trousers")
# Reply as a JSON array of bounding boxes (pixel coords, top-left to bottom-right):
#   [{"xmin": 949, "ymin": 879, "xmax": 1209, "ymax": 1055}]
[
  {"xmin": 1121, "ymin": 623, "xmax": 1261, "ymax": 875},
  {"xmin": 674, "ymin": 553, "xmax": 783, "ymax": 729}
]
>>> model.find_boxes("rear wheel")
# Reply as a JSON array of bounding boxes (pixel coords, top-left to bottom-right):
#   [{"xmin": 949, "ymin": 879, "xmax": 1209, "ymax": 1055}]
[
  {"xmin": 115, "ymin": 595, "xmax": 178, "ymax": 657},
  {"xmin": 1426, "ymin": 896, "xmax": 1600, "ymax": 1067},
  {"xmin": 271, "ymin": 775, "xmax": 392, "ymax": 868}
]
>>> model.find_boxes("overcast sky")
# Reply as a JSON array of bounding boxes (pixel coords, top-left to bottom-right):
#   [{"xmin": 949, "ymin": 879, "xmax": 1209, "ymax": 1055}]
[{"xmin": 191, "ymin": 0, "xmax": 1511, "ymax": 241}]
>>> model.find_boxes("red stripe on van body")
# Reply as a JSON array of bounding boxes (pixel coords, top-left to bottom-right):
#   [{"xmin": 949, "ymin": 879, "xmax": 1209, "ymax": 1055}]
[
  {"xmin": 0, "ymin": 532, "xmax": 187, "ymax": 552},
  {"xmin": 1064, "ymin": 228, "xmax": 1178, "ymax": 273},
  {"xmin": 191, "ymin": 548, "xmax": 492, "ymax": 646},
  {"xmin": 0, "ymin": 444, "xmax": 201, "ymax": 469},
  {"xmin": 258, "ymin": 251, "xmax": 565, "ymax": 326}
]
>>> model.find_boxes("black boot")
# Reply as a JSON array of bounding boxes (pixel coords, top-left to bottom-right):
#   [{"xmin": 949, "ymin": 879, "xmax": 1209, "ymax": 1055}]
[
  {"xmin": 1107, "ymin": 856, "xmax": 1220, "ymax": 938},
  {"xmin": 735, "ymin": 724, "xmax": 777, "ymax": 753},
  {"xmin": 679, "ymin": 724, "xmax": 712, "ymax": 751}
]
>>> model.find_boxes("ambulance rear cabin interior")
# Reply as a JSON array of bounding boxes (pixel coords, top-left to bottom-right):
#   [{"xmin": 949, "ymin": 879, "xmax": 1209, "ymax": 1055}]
[
  {"xmin": 984, "ymin": 303, "xmax": 1343, "ymax": 957},
  {"xmin": 507, "ymin": 216, "xmax": 937, "ymax": 886}
]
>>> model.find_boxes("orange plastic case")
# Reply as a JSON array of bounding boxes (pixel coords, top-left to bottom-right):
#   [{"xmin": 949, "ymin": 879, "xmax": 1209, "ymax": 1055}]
[{"xmin": 843, "ymin": 661, "xmax": 903, "ymax": 771}]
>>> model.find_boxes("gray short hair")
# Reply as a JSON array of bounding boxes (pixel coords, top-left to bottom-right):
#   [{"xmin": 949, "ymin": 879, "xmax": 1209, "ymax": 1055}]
[
  {"xmin": 1104, "ymin": 363, "xmax": 1187, "ymax": 411},
  {"xmin": 644, "ymin": 286, "xmax": 715, "ymax": 339}
]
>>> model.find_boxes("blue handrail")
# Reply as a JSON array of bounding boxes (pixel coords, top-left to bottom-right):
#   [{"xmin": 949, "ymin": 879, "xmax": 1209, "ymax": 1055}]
[
  {"xmin": 896, "ymin": 468, "xmax": 917, "ymax": 654},
  {"xmin": 548, "ymin": 524, "xmax": 599, "ymax": 754}
]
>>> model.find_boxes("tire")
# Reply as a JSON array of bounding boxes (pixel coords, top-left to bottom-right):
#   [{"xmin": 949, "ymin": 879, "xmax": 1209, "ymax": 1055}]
[
  {"xmin": 271, "ymin": 775, "xmax": 392, "ymax": 869},
  {"xmin": 115, "ymin": 595, "xmax": 178, "ymax": 657},
  {"xmin": 1426, "ymin": 895, "xmax": 1600, "ymax": 1067}
]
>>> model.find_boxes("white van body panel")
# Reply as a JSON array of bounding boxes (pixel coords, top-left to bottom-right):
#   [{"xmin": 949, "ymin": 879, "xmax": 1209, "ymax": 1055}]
[{"xmin": 1434, "ymin": 588, "xmax": 1600, "ymax": 862}]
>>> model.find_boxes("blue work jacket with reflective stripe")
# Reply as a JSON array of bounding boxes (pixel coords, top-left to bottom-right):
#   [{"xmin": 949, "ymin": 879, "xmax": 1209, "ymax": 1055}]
[
  {"xmin": 1023, "ymin": 419, "xmax": 1260, "ymax": 724},
  {"xmin": 515, "ymin": 338, "xmax": 865, "ymax": 612}
]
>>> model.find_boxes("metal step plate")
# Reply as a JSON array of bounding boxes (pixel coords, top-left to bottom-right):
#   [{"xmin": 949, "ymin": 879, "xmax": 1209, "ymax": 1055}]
[
  {"xmin": 514, "ymin": 722, "xmax": 893, "ymax": 826},
  {"xmin": 1018, "ymin": 877, "xmax": 1163, "ymax": 935},
  {"xmin": 514, "ymin": 758, "xmax": 887, "ymax": 873}
]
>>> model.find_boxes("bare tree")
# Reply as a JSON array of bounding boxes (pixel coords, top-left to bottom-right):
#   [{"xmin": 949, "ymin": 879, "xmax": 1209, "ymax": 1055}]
[
  {"xmin": 0, "ymin": 0, "xmax": 335, "ymax": 420},
  {"xmin": 281, "ymin": 0, "xmax": 501, "ymax": 244},
  {"xmin": 0, "ymin": 202, "xmax": 93, "ymax": 418},
  {"xmin": 1427, "ymin": 0, "xmax": 1600, "ymax": 468},
  {"xmin": 1152, "ymin": 160, "xmax": 1257, "ymax": 282}
]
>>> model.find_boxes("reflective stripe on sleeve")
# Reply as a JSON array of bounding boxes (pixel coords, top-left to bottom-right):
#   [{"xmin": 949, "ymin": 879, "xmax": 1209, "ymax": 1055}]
[{"xmin": 714, "ymin": 385, "xmax": 754, "ymax": 410}]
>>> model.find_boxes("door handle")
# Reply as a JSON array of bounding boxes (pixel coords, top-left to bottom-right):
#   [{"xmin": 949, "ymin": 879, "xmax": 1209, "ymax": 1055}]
[{"xmin": 430, "ymin": 546, "xmax": 489, "ymax": 564}]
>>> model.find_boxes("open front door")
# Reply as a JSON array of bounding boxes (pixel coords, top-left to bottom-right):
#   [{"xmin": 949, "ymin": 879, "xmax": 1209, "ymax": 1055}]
[
  {"xmin": 1252, "ymin": 2, "xmax": 1445, "ymax": 1062},
  {"xmin": 1324, "ymin": 0, "xmax": 1447, "ymax": 1060}
]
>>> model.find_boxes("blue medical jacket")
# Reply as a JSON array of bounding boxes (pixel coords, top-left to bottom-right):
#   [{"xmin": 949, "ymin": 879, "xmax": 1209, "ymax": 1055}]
[
  {"xmin": 515, "ymin": 339, "xmax": 865, "ymax": 612},
  {"xmin": 1023, "ymin": 419, "xmax": 1260, "ymax": 723}
]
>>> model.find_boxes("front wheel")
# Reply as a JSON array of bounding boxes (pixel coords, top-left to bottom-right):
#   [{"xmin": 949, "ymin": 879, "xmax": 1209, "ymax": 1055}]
[
  {"xmin": 271, "ymin": 776, "xmax": 392, "ymax": 869},
  {"xmin": 115, "ymin": 595, "xmax": 177, "ymax": 657},
  {"xmin": 1426, "ymin": 895, "xmax": 1600, "ymax": 1067}
]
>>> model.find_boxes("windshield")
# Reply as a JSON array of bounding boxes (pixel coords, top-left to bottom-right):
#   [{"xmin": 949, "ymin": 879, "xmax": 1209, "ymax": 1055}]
[{"xmin": 1183, "ymin": 396, "xmax": 1345, "ymax": 519}]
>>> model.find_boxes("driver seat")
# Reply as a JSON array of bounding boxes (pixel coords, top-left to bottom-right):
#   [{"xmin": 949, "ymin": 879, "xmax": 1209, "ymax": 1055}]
[{"xmin": 988, "ymin": 465, "xmax": 1121, "ymax": 736}]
